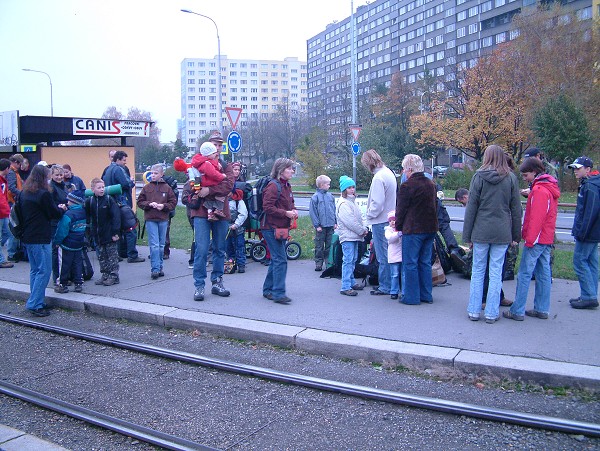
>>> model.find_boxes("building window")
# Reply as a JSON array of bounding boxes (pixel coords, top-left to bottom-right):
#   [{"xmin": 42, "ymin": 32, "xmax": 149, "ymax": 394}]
[
  {"xmin": 468, "ymin": 6, "xmax": 478, "ymax": 17},
  {"xmin": 457, "ymin": 10, "xmax": 466, "ymax": 21},
  {"xmin": 481, "ymin": 1, "xmax": 492, "ymax": 12},
  {"xmin": 468, "ymin": 23, "xmax": 478, "ymax": 34},
  {"xmin": 482, "ymin": 36, "xmax": 493, "ymax": 47},
  {"xmin": 496, "ymin": 32, "xmax": 506, "ymax": 43}
]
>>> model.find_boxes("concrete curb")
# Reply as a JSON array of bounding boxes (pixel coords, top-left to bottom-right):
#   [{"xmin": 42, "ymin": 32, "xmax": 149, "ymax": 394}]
[
  {"xmin": 0, "ymin": 424, "xmax": 69, "ymax": 451},
  {"xmin": 1, "ymin": 283, "xmax": 599, "ymax": 390}
]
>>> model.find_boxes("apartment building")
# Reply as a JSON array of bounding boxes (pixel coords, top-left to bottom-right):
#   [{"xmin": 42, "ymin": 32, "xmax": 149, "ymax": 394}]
[
  {"xmin": 307, "ymin": 0, "xmax": 593, "ymax": 136},
  {"xmin": 180, "ymin": 56, "xmax": 307, "ymax": 149}
]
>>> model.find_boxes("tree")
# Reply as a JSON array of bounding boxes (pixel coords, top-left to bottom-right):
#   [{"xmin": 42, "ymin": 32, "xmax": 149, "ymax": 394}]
[
  {"xmin": 294, "ymin": 128, "xmax": 327, "ymax": 188},
  {"xmin": 533, "ymin": 93, "xmax": 591, "ymax": 187}
]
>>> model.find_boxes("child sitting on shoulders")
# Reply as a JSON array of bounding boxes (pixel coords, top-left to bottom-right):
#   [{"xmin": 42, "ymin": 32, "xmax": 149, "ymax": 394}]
[
  {"xmin": 384, "ymin": 210, "xmax": 402, "ymax": 300},
  {"xmin": 190, "ymin": 141, "xmax": 227, "ymax": 221}
]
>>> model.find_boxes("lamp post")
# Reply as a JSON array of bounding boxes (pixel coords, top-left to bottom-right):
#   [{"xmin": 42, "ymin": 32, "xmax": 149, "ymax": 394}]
[
  {"xmin": 22, "ymin": 68, "xmax": 53, "ymax": 116},
  {"xmin": 181, "ymin": 9, "xmax": 223, "ymax": 135}
]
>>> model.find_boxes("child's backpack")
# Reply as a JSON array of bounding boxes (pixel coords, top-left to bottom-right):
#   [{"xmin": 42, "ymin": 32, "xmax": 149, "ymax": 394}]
[
  {"xmin": 234, "ymin": 181, "xmax": 253, "ymax": 230},
  {"xmin": 248, "ymin": 176, "xmax": 281, "ymax": 227}
]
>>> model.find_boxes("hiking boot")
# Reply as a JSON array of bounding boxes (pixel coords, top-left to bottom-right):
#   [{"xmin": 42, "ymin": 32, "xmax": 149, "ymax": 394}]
[
  {"xmin": 95, "ymin": 276, "xmax": 108, "ymax": 285},
  {"xmin": 273, "ymin": 296, "xmax": 292, "ymax": 304},
  {"xmin": 263, "ymin": 292, "xmax": 274, "ymax": 300},
  {"xmin": 193, "ymin": 287, "xmax": 205, "ymax": 301},
  {"xmin": 151, "ymin": 272, "xmax": 160, "ymax": 280},
  {"xmin": 315, "ymin": 265, "xmax": 322, "ymax": 272},
  {"xmin": 485, "ymin": 316, "xmax": 500, "ymax": 324},
  {"xmin": 7, "ymin": 256, "xmax": 18, "ymax": 263},
  {"xmin": 54, "ymin": 284, "xmax": 69, "ymax": 294},
  {"xmin": 370, "ymin": 289, "xmax": 388, "ymax": 295},
  {"xmin": 0, "ymin": 262, "xmax": 14, "ymax": 268},
  {"xmin": 211, "ymin": 277, "xmax": 230, "ymax": 297},
  {"xmin": 500, "ymin": 298, "xmax": 514, "ymax": 307},
  {"xmin": 127, "ymin": 257, "xmax": 145, "ymax": 263},
  {"xmin": 340, "ymin": 289, "xmax": 358, "ymax": 296},
  {"xmin": 468, "ymin": 313, "xmax": 480, "ymax": 321},
  {"xmin": 74, "ymin": 284, "xmax": 83, "ymax": 293},
  {"xmin": 502, "ymin": 310, "xmax": 524, "ymax": 321},
  {"xmin": 351, "ymin": 284, "xmax": 364, "ymax": 291},
  {"xmin": 237, "ymin": 266, "xmax": 245, "ymax": 273},
  {"xmin": 569, "ymin": 297, "xmax": 581, "ymax": 305},
  {"xmin": 163, "ymin": 254, "xmax": 170, "ymax": 260},
  {"xmin": 570, "ymin": 299, "xmax": 599, "ymax": 310},
  {"xmin": 525, "ymin": 309, "xmax": 549, "ymax": 319},
  {"xmin": 102, "ymin": 276, "xmax": 119, "ymax": 286},
  {"xmin": 28, "ymin": 308, "xmax": 50, "ymax": 317},
  {"xmin": 158, "ymin": 271, "xmax": 164, "ymax": 277},
  {"xmin": 391, "ymin": 294, "xmax": 399, "ymax": 300}
]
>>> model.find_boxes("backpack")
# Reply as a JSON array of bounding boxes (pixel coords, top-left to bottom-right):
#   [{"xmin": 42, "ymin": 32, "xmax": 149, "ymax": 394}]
[
  {"xmin": 248, "ymin": 176, "xmax": 281, "ymax": 227},
  {"xmin": 162, "ymin": 175, "xmax": 179, "ymax": 219},
  {"xmin": 8, "ymin": 197, "xmax": 24, "ymax": 240},
  {"xmin": 235, "ymin": 181, "xmax": 253, "ymax": 230}
]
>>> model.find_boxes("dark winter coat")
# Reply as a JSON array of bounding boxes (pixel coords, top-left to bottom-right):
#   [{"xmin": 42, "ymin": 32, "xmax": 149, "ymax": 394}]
[
  {"xmin": 85, "ymin": 194, "xmax": 121, "ymax": 245},
  {"xmin": 572, "ymin": 175, "xmax": 600, "ymax": 243},
  {"xmin": 395, "ymin": 172, "xmax": 438, "ymax": 235},
  {"xmin": 20, "ymin": 190, "xmax": 64, "ymax": 244}
]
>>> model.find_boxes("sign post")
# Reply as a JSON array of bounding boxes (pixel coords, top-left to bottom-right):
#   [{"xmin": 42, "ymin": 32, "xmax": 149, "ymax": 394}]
[
  {"xmin": 225, "ymin": 107, "xmax": 243, "ymax": 162},
  {"xmin": 349, "ymin": 124, "xmax": 362, "ymax": 181}
]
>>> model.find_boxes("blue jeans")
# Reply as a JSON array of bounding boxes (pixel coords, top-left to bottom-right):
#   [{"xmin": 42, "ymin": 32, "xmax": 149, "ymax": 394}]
[
  {"xmin": 7, "ymin": 231, "xmax": 19, "ymax": 259},
  {"xmin": 193, "ymin": 217, "xmax": 228, "ymax": 289},
  {"xmin": 468, "ymin": 243, "xmax": 508, "ymax": 320},
  {"xmin": 573, "ymin": 240, "xmax": 599, "ymax": 301},
  {"xmin": 226, "ymin": 230, "xmax": 247, "ymax": 267},
  {"xmin": 0, "ymin": 218, "xmax": 9, "ymax": 263},
  {"xmin": 402, "ymin": 233, "xmax": 435, "ymax": 304},
  {"xmin": 146, "ymin": 220, "xmax": 168, "ymax": 273},
  {"xmin": 262, "ymin": 229, "xmax": 288, "ymax": 299},
  {"xmin": 341, "ymin": 241, "xmax": 358, "ymax": 291},
  {"xmin": 390, "ymin": 262, "xmax": 402, "ymax": 296},
  {"xmin": 512, "ymin": 244, "xmax": 551, "ymax": 315},
  {"xmin": 371, "ymin": 222, "xmax": 391, "ymax": 293},
  {"xmin": 24, "ymin": 243, "xmax": 52, "ymax": 311},
  {"xmin": 119, "ymin": 228, "xmax": 139, "ymax": 259}
]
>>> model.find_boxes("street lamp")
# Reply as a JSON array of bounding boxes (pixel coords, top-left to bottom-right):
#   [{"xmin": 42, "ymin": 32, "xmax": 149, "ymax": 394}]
[
  {"xmin": 181, "ymin": 9, "xmax": 223, "ymax": 135},
  {"xmin": 22, "ymin": 68, "xmax": 53, "ymax": 116}
]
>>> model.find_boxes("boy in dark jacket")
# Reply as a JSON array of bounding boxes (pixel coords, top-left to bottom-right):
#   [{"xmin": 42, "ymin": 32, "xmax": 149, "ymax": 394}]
[
  {"xmin": 86, "ymin": 178, "xmax": 121, "ymax": 286},
  {"xmin": 54, "ymin": 190, "xmax": 87, "ymax": 293}
]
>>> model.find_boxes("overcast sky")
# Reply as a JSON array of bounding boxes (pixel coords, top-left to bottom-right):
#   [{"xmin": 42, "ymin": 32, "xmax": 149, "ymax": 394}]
[{"xmin": 1, "ymin": 0, "xmax": 368, "ymax": 142}]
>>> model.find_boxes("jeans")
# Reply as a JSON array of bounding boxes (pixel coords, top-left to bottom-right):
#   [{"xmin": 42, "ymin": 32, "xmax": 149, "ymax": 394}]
[
  {"xmin": 340, "ymin": 241, "xmax": 358, "ymax": 291},
  {"xmin": 164, "ymin": 217, "xmax": 172, "ymax": 256},
  {"xmin": 7, "ymin": 231, "xmax": 19, "ymax": 259},
  {"xmin": 468, "ymin": 243, "xmax": 508, "ymax": 320},
  {"xmin": 402, "ymin": 233, "xmax": 435, "ymax": 304},
  {"xmin": 226, "ymin": 230, "xmax": 247, "ymax": 267},
  {"xmin": 119, "ymin": 228, "xmax": 139, "ymax": 259},
  {"xmin": 371, "ymin": 222, "xmax": 391, "ymax": 293},
  {"xmin": 573, "ymin": 240, "xmax": 599, "ymax": 301},
  {"xmin": 262, "ymin": 229, "xmax": 288, "ymax": 299},
  {"xmin": 24, "ymin": 243, "xmax": 52, "ymax": 311},
  {"xmin": 58, "ymin": 248, "xmax": 83, "ymax": 285},
  {"xmin": 390, "ymin": 262, "xmax": 402, "ymax": 296},
  {"xmin": 314, "ymin": 226, "xmax": 334, "ymax": 267},
  {"xmin": 146, "ymin": 220, "xmax": 168, "ymax": 273},
  {"xmin": 0, "ymin": 218, "xmax": 9, "ymax": 263},
  {"xmin": 193, "ymin": 217, "xmax": 228, "ymax": 289},
  {"xmin": 511, "ymin": 244, "xmax": 551, "ymax": 315}
]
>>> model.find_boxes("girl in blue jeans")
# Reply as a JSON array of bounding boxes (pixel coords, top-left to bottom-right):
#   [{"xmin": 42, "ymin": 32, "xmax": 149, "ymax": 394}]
[{"xmin": 336, "ymin": 176, "xmax": 368, "ymax": 297}]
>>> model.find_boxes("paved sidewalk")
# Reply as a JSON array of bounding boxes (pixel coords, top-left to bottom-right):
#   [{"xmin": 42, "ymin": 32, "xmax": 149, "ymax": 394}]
[
  {"xmin": 1, "ymin": 246, "xmax": 599, "ymax": 389},
  {"xmin": 0, "ymin": 424, "xmax": 69, "ymax": 450}
]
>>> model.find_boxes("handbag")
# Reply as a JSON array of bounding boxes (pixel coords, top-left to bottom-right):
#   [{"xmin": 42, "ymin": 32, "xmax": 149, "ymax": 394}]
[
  {"xmin": 274, "ymin": 227, "xmax": 289, "ymax": 240},
  {"xmin": 432, "ymin": 256, "xmax": 446, "ymax": 286}
]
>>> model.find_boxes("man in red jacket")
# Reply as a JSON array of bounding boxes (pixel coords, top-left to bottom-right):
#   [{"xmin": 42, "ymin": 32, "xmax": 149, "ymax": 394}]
[
  {"xmin": 0, "ymin": 159, "xmax": 15, "ymax": 268},
  {"xmin": 504, "ymin": 157, "xmax": 560, "ymax": 321}
]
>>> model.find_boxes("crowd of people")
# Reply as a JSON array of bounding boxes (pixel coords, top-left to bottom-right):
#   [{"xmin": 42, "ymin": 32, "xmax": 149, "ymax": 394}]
[{"xmin": 1, "ymin": 137, "xmax": 598, "ymax": 320}]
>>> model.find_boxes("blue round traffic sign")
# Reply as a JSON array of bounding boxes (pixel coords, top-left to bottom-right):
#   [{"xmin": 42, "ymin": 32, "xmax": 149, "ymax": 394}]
[
  {"xmin": 227, "ymin": 131, "xmax": 242, "ymax": 153},
  {"xmin": 351, "ymin": 141, "xmax": 361, "ymax": 156}
]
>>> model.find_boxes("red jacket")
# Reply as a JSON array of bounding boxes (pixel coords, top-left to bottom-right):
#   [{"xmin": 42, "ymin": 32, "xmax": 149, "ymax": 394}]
[
  {"xmin": 0, "ymin": 175, "xmax": 9, "ymax": 218},
  {"xmin": 190, "ymin": 154, "xmax": 226, "ymax": 187},
  {"xmin": 522, "ymin": 174, "xmax": 560, "ymax": 247}
]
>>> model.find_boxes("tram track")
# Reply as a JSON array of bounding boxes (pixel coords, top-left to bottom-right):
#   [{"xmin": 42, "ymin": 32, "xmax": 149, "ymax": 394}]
[{"xmin": 1, "ymin": 312, "xmax": 599, "ymax": 441}]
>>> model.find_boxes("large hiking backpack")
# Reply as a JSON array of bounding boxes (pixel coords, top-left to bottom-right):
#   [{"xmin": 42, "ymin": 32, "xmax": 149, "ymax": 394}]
[
  {"xmin": 248, "ymin": 176, "xmax": 281, "ymax": 228},
  {"xmin": 321, "ymin": 232, "xmax": 376, "ymax": 284},
  {"xmin": 235, "ymin": 181, "xmax": 253, "ymax": 229}
]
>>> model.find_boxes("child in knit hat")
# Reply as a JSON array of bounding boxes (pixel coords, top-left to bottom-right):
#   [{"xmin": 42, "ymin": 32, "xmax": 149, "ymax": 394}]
[
  {"xmin": 190, "ymin": 141, "xmax": 227, "ymax": 220},
  {"xmin": 53, "ymin": 190, "xmax": 87, "ymax": 293},
  {"xmin": 384, "ymin": 210, "xmax": 402, "ymax": 300},
  {"xmin": 336, "ymin": 175, "xmax": 368, "ymax": 296}
]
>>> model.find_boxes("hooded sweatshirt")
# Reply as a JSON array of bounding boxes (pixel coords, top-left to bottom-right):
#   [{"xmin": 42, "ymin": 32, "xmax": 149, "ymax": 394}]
[
  {"xmin": 462, "ymin": 169, "xmax": 522, "ymax": 244},
  {"xmin": 572, "ymin": 174, "xmax": 600, "ymax": 243},
  {"xmin": 522, "ymin": 174, "xmax": 560, "ymax": 247}
]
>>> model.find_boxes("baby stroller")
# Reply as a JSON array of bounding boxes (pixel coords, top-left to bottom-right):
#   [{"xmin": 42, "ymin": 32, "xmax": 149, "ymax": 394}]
[{"xmin": 244, "ymin": 218, "xmax": 302, "ymax": 262}]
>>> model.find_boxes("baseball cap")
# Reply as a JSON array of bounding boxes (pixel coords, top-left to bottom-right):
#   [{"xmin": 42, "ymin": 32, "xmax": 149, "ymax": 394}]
[
  {"xmin": 524, "ymin": 147, "xmax": 542, "ymax": 158},
  {"xmin": 568, "ymin": 156, "xmax": 593, "ymax": 169},
  {"xmin": 208, "ymin": 131, "xmax": 224, "ymax": 143}
]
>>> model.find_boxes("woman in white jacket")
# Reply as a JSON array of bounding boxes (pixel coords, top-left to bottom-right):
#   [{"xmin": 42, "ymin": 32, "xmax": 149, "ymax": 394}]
[{"xmin": 336, "ymin": 176, "xmax": 368, "ymax": 296}]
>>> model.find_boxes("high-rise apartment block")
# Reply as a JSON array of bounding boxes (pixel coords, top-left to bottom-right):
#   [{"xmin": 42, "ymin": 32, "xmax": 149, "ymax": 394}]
[
  {"xmin": 307, "ymin": 0, "xmax": 593, "ymax": 132},
  {"xmin": 180, "ymin": 56, "xmax": 307, "ymax": 149}
]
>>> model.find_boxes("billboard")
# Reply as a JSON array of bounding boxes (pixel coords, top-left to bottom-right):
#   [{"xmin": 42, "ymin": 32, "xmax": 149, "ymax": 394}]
[
  {"xmin": 73, "ymin": 118, "xmax": 151, "ymax": 137},
  {"xmin": 0, "ymin": 110, "xmax": 19, "ymax": 148}
]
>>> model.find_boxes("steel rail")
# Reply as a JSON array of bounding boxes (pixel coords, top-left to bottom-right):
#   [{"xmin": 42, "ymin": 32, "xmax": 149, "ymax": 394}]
[
  {"xmin": 0, "ymin": 381, "xmax": 216, "ymax": 451},
  {"xmin": 1, "ymin": 313, "xmax": 598, "ymax": 438}
]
